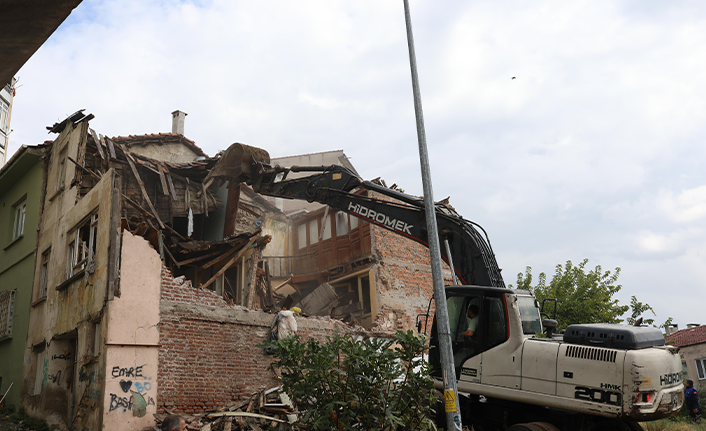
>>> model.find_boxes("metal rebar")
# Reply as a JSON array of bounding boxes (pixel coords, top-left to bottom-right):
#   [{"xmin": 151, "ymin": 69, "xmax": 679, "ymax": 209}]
[{"xmin": 402, "ymin": 1, "xmax": 463, "ymax": 429}]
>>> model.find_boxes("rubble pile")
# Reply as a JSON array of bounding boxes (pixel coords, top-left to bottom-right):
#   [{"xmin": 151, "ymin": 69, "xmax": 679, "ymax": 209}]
[{"xmin": 154, "ymin": 387, "xmax": 297, "ymax": 431}]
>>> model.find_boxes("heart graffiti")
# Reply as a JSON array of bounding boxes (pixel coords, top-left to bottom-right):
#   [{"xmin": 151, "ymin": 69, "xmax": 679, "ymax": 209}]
[{"xmin": 119, "ymin": 380, "xmax": 132, "ymax": 393}]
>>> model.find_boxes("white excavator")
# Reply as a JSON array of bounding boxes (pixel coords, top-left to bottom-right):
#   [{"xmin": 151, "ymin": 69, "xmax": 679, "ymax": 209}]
[{"xmin": 209, "ymin": 143, "xmax": 684, "ymax": 431}]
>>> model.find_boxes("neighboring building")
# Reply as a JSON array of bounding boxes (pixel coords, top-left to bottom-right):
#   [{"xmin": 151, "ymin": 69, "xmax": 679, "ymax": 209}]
[
  {"xmin": 0, "ymin": 144, "xmax": 46, "ymax": 409},
  {"xmin": 269, "ymin": 150, "xmax": 359, "ymax": 213},
  {"xmin": 666, "ymin": 324, "xmax": 706, "ymax": 384},
  {"xmin": 0, "ymin": 79, "xmax": 16, "ymax": 166}
]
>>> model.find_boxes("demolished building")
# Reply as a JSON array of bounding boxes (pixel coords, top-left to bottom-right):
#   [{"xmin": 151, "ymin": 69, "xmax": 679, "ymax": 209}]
[{"xmin": 16, "ymin": 110, "xmax": 452, "ymax": 428}]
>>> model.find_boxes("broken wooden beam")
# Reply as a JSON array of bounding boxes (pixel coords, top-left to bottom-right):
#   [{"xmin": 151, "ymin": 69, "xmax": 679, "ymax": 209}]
[
  {"xmin": 89, "ymin": 128, "xmax": 105, "ymax": 160},
  {"xmin": 118, "ymin": 142, "xmax": 165, "ymax": 229},
  {"xmin": 200, "ymin": 235, "xmax": 259, "ymax": 290}
]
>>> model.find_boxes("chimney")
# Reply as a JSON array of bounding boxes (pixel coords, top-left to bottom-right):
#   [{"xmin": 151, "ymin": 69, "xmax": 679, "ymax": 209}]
[
  {"xmin": 171, "ymin": 110, "xmax": 187, "ymax": 135},
  {"xmin": 687, "ymin": 323, "xmax": 701, "ymax": 329},
  {"xmin": 665, "ymin": 324, "xmax": 679, "ymax": 336}
]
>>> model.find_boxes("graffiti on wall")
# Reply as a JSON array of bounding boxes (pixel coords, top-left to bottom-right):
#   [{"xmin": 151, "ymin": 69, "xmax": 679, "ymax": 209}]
[
  {"xmin": 79, "ymin": 364, "xmax": 106, "ymax": 401},
  {"xmin": 108, "ymin": 363, "xmax": 155, "ymax": 417}
]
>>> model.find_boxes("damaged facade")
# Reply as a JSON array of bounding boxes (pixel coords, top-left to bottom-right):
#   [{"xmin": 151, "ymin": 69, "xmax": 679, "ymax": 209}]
[{"xmin": 12, "ymin": 110, "xmax": 449, "ymax": 428}]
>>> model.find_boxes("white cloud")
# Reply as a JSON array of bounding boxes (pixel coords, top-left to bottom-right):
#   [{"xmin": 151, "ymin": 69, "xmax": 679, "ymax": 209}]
[
  {"xmin": 8, "ymin": 0, "xmax": 706, "ymax": 325},
  {"xmin": 658, "ymin": 185, "xmax": 706, "ymax": 223}
]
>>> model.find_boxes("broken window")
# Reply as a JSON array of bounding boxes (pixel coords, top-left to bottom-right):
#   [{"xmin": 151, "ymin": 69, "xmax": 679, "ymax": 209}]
[
  {"xmin": 32, "ymin": 343, "xmax": 46, "ymax": 396},
  {"xmin": 38, "ymin": 248, "xmax": 50, "ymax": 299},
  {"xmin": 0, "ymin": 289, "xmax": 15, "ymax": 339},
  {"xmin": 65, "ymin": 213, "xmax": 98, "ymax": 280}
]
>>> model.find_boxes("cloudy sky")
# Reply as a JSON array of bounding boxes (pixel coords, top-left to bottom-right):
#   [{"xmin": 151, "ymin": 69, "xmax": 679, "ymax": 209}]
[{"xmin": 9, "ymin": 0, "xmax": 706, "ymax": 326}]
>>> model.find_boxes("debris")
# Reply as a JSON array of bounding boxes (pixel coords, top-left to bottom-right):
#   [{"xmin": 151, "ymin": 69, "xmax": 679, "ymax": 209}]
[{"xmin": 154, "ymin": 387, "xmax": 296, "ymax": 431}]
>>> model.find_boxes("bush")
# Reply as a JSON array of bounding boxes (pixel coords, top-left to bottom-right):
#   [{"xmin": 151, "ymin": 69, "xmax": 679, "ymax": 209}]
[{"xmin": 264, "ymin": 330, "xmax": 438, "ymax": 430}]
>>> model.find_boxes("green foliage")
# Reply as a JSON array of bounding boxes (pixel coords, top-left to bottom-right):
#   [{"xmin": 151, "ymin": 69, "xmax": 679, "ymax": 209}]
[
  {"xmin": 263, "ymin": 330, "xmax": 438, "ymax": 431},
  {"xmin": 627, "ymin": 295, "xmax": 656, "ymax": 326},
  {"xmin": 514, "ymin": 259, "xmax": 630, "ymax": 330}
]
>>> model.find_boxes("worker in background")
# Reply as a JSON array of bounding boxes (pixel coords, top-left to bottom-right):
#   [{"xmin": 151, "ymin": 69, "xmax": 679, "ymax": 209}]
[
  {"xmin": 685, "ymin": 379, "xmax": 702, "ymax": 423},
  {"xmin": 161, "ymin": 414, "xmax": 187, "ymax": 431},
  {"xmin": 277, "ymin": 306, "xmax": 301, "ymax": 339}
]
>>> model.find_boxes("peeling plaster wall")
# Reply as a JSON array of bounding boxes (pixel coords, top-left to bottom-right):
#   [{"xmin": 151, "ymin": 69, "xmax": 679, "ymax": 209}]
[
  {"xmin": 103, "ymin": 231, "xmax": 160, "ymax": 430},
  {"xmin": 23, "ymin": 126, "xmax": 118, "ymax": 430}
]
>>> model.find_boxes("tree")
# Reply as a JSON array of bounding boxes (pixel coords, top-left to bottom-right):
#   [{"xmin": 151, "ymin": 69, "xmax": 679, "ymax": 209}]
[
  {"xmin": 514, "ymin": 259, "xmax": 630, "ymax": 330},
  {"xmin": 626, "ymin": 295, "xmax": 655, "ymax": 326},
  {"xmin": 263, "ymin": 331, "xmax": 438, "ymax": 430}
]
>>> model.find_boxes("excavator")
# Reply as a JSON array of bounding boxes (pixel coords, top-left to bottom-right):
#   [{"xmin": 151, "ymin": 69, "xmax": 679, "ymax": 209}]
[{"xmin": 209, "ymin": 143, "xmax": 684, "ymax": 431}]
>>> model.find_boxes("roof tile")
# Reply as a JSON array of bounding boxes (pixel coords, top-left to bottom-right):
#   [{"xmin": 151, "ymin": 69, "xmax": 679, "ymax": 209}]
[{"xmin": 666, "ymin": 325, "xmax": 706, "ymax": 347}]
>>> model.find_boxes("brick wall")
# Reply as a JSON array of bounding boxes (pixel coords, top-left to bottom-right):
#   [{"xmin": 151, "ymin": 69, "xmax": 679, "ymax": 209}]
[{"xmin": 158, "ymin": 267, "xmax": 375, "ymax": 414}]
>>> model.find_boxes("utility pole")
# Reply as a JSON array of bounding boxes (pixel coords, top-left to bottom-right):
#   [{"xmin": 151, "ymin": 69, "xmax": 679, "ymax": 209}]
[{"xmin": 401, "ymin": 1, "xmax": 463, "ymax": 430}]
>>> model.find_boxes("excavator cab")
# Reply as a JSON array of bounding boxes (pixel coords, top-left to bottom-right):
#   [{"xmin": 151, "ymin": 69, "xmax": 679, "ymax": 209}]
[{"xmin": 428, "ymin": 286, "xmax": 513, "ymax": 380}]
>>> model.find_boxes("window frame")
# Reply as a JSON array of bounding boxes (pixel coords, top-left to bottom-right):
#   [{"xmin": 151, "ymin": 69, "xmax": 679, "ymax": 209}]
[
  {"xmin": 696, "ymin": 358, "xmax": 706, "ymax": 380},
  {"xmin": 38, "ymin": 248, "xmax": 51, "ymax": 300},
  {"xmin": 65, "ymin": 212, "xmax": 98, "ymax": 281},
  {"xmin": 0, "ymin": 289, "xmax": 16, "ymax": 340},
  {"xmin": 12, "ymin": 201, "xmax": 26, "ymax": 241}
]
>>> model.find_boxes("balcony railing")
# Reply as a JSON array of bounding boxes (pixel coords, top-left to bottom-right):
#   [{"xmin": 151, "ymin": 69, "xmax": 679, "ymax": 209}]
[{"xmin": 263, "ymin": 253, "xmax": 319, "ymax": 278}]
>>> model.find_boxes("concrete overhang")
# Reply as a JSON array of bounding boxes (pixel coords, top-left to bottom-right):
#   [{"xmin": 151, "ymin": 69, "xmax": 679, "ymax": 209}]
[
  {"xmin": 0, "ymin": 144, "xmax": 44, "ymax": 194},
  {"xmin": 0, "ymin": 0, "xmax": 83, "ymax": 86}
]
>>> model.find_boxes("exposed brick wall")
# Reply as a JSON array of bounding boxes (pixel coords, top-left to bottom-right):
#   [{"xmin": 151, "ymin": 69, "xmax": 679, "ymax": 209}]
[
  {"xmin": 160, "ymin": 267, "xmax": 232, "ymax": 308},
  {"xmin": 158, "ymin": 267, "xmax": 376, "ymax": 415}
]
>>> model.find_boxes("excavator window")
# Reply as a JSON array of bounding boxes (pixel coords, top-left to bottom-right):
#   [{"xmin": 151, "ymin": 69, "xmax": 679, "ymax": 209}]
[{"xmin": 517, "ymin": 296, "xmax": 542, "ymax": 335}]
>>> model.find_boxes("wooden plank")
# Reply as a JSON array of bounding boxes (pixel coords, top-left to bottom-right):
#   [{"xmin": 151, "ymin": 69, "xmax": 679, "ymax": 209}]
[
  {"xmin": 299, "ymin": 282, "xmax": 337, "ymax": 316},
  {"xmin": 165, "ymin": 167, "xmax": 178, "ymax": 201},
  {"xmin": 157, "ymin": 164, "xmax": 169, "ymax": 196},
  {"xmin": 72, "ymin": 120, "xmax": 89, "ymax": 185},
  {"xmin": 206, "ymin": 412, "xmax": 285, "ymax": 423},
  {"xmin": 118, "ymin": 143, "xmax": 165, "ymax": 229},
  {"xmin": 201, "ymin": 235, "xmax": 259, "ymax": 290},
  {"xmin": 89, "ymin": 128, "xmax": 105, "ymax": 160},
  {"xmin": 200, "ymin": 246, "xmax": 238, "ymax": 270},
  {"xmin": 104, "ymin": 136, "xmax": 117, "ymax": 159},
  {"xmin": 265, "ymin": 261, "xmax": 273, "ymax": 306},
  {"xmin": 332, "ymin": 301, "xmax": 363, "ymax": 317},
  {"xmin": 202, "ymin": 182, "xmax": 209, "ymax": 217},
  {"xmin": 176, "ymin": 249, "xmax": 223, "ymax": 266}
]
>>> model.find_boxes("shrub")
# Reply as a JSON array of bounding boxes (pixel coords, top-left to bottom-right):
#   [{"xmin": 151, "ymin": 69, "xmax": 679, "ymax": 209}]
[{"xmin": 264, "ymin": 330, "xmax": 438, "ymax": 430}]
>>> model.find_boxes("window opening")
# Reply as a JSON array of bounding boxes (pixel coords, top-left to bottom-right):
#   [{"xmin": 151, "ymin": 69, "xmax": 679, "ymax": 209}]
[
  {"xmin": 321, "ymin": 215, "xmax": 331, "ymax": 240},
  {"xmin": 336, "ymin": 212, "xmax": 349, "ymax": 236},
  {"xmin": 32, "ymin": 344, "xmax": 47, "ymax": 395},
  {"xmin": 350, "ymin": 215, "xmax": 359, "ymax": 229},
  {"xmin": 297, "ymin": 224, "xmax": 307, "ymax": 249},
  {"xmin": 66, "ymin": 213, "xmax": 98, "ymax": 279},
  {"xmin": 360, "ymin": 276, "xmax": 371, "ymax": 313},
  {"xmin": 308, "ymin": 219, "xmax": 318, "ymax": 245},
  {"xmin": 39, "ymin": 249, "xmax": 50, "ymax": 299},
  {"xmin": 56, "ymin": 148, "xmax": 67, "ymax": 193}
]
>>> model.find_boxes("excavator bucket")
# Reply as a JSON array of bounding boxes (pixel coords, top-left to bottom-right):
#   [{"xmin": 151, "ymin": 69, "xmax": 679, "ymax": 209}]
[{"xmin": 204, "ymin": 142, "xmax": 271, "ymax": 185}]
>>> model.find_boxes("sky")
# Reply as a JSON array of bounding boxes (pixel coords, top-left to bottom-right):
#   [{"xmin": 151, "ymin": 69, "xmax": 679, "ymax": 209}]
[{"xmin": 9, "ymin": 0, "xmax": 706, "ymax": 327}]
